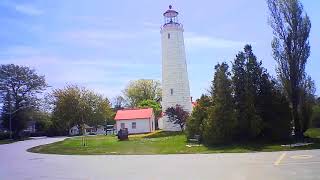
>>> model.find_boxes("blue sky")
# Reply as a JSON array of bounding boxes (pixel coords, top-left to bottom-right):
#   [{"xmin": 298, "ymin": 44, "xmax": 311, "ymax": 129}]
[{"xmin": 0, "ymin": 0, "xmax": 319, "ymax": 102}]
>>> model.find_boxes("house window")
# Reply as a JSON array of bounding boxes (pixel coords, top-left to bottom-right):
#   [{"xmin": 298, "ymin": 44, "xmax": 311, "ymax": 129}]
[
  {"xmin": 132, "ymin": 122, "xmax": 136, "ymax": 129},
  {"xmin": 121, "ymin": 123, "xmax": 125, "ymax": 129},
  {"xmin": 170, "ymin": 88, "xmax": 173, "ymax": 95},
  {"xmin": 168, "ymin": 33, "xmax": 170, "ymax": 39}
]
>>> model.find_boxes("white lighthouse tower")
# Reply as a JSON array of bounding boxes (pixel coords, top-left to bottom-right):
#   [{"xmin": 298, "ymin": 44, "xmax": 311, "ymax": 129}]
[{"xmin": 159, "ymin": 5, "xmax": 192, "ymax": 131}]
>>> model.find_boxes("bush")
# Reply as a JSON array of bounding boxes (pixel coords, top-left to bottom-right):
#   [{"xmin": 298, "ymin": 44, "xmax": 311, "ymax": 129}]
[
  {"xmin": 311, "ymin": 105, "xmax": 320, "ymax": 128},
  {"xmin": 30, "ymin": 132, "xmax": 46, "ymax": 137},
  {"xmin": 304, "ymin": 128, "xmax": 320, "ymax": 138},
  {"xmin": 0, "ymin": 132, "xmax": 10, "ymax": 140}
]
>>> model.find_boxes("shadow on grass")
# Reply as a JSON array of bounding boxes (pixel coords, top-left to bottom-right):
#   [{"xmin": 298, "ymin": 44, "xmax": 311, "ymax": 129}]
[
  {"xmin": 204, "ymin": 138, "xmax": 320, "ymax": 153},
  {"xmin": 145, "ymin": 131, "xmax": 184, "ymax": 138}
]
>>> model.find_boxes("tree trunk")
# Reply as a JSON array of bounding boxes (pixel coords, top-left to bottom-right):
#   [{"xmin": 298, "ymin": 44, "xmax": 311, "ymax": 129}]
[{"xmin": 292, "ymin": 102, "xmax": 303, "ymax": 141}]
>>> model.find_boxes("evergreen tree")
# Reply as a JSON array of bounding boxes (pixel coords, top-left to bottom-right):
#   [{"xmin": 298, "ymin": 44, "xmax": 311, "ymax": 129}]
[
  {"xmin": 232, "ymin": 45, "xmax": 263, "ymax": 140},
  {"xmin": 259, "ymin": 78, "xmax": 292, "ymax": 140},
  {"xmin": 311, "ymin": 105, "xmax": 320, "ymax": 128},
  {"xmin": 203, "ymin": 63, "xmax": 236, "ymax": 144},
  {"xmin": 300, "ymin": 76, "xmax": 316, "ymax": 132},
  {"xmin": 186, "ymin": 94, "xmax": 211, "ymax": 138},
  {"xmin": 232, "ymin": 51, "xmax": 247, "ymax": 137}
]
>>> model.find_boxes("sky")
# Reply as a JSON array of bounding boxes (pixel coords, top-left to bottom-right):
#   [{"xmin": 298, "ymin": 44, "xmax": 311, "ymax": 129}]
[{"xmin": 0, "ymin": 0, "xmax": 319, "ymax": 102}]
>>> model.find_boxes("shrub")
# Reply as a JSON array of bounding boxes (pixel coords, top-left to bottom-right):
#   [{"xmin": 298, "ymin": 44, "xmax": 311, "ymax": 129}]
[
  {"xmin": 311, "ymin": 105, "xmax": 320, "ymax": 128},
  {"xmin": 0, "ymin": 132, "xmax": 10, "ymax": 140},
  {"xmin": 30, "ymin": 132, "xmax": 46, "ymax": 137}
]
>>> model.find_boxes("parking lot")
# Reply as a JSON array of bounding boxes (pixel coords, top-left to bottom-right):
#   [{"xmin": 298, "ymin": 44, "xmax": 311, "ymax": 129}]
[{"xmin": 0, "ymin": 137, "xmax": 320, "ymax": 180}]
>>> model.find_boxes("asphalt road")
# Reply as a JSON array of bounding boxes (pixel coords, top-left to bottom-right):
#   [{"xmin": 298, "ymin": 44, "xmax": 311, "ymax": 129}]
[{"xmin": 0, "ymin": 137, "xmax": 320, "ymax": 180}]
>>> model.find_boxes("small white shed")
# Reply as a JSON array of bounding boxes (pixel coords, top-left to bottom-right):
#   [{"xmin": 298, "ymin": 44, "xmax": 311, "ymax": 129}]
[
  {"xmin": 115, "ymin": 108, "xmax": 155, "ymax": 134},
  {"xmin": 69, "ymin": 125, "xmax": 80, "ymax": 136},
  {"xmin": 69, "ymin": 124, "xmax": 105, "ymax": 136}
]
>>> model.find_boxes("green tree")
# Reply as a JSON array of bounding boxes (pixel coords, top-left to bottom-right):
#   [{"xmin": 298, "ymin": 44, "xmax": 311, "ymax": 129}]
[
  {"xmin": 311, "ymin": 105, "xmax": 320, "ymax": 128},
  {"xmin": 300, "ymin": 76, "xmax": 316, "ymax": 132},
  {"xmin": 267, "ymin": 0, "xmax": 312, "ymax": 138},
  {"xmin": 186, "ymin": 94, "xmax": 211, "ymax": 138},
  {"xmin": 138, "ymin": 99, "xmax": 161, "ymax": 129},
  {"xmin": 260, "ymin": 80, "xmax": 292, "ymax": 140},
  {"xmin": 50, "ymin": 85, "xmax": 114, "ymax": 135},
  {"xmin": 316, "ymin": 97, "xmax": 320, "ymax": 105},
  {"xmin": 232, "ymin": 45, "xmax": 263, "ymax": 139},
  {"xmin": 0, "ymin": 64, "xmax": 47, "ymax": 138},
  {"xmin": 203, "ymin": 63, "xmax": 236, "ymax": 144},
  {"xmin": 123, "ymin": 79, "xmax": 161, "ymax": 107},
  {"xmin": 113, "ymin": 95, "xmax": 125, "ymax": 111}
]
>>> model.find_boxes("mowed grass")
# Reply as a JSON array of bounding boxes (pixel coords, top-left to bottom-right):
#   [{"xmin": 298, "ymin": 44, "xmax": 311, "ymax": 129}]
[
  {"xmin": 0, "ymin": 139, "xmax": 16, "ymax": 145},
  {"xmin": 0, "ymin": 137, "xmax": 31, "ymax": 145},
  {"xmin": 28, "ymin": 130, "xmax": 320, "ymax": 155}
]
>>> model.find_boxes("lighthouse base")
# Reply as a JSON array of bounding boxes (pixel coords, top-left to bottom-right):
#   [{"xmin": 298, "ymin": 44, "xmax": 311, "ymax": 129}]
[{"xmin": 158, "ymin": 116, "xmax": 183, "ymax": 131}]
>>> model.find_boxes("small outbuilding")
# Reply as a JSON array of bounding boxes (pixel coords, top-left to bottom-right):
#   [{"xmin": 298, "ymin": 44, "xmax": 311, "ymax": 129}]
[{"xmin": 115, "ymin": 108, "xmax": 155, "ymax": 134}]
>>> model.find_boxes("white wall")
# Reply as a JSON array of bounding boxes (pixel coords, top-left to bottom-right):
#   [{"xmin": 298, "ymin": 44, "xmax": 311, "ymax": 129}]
[
  {"xmin": 69, "ymin": 126, "xmax": 79, "ymax": 136},
  {"xmin": 96, "ymin": 127, "xmax": 106, "ymax": 135},
  {"xmin": 116, "ymin": 118, "xmax": 155, "ymax": 134}
]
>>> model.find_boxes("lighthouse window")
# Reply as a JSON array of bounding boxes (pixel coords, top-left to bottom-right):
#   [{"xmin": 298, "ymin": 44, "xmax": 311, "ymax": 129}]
[
  {"xmin": 168, "ymin": 33, "xmax": 170, "ymax": 39},
  {"xmin": 170, "ymin": 88, "xmax": 173, "ymax": 95}
]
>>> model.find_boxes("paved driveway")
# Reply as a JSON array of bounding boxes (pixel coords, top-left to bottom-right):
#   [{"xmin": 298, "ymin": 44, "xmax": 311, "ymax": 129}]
[{"xmin": 1, "ymin": 137, "xmax": 320, "ymax": 180}]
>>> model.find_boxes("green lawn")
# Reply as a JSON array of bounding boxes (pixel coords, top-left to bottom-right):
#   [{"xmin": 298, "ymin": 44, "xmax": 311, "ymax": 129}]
[
  {"xmin": 0, "ymin": 138, "xmax": 31, "ymax": 145},
  {"xmin": 0, "ymin": 139, "xmax": 16, "ymax": 145},
  {"xmin": 28, "ymin": 131, "xmax": 320, "ymax": 155}
]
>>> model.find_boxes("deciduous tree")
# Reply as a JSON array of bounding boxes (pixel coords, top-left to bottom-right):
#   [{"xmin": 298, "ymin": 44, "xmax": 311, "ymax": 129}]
[
  {"xmin": 165, "ymin": 105, "xmax": 189, "ymax": 131},
  {"xmin": 0, "ymin": 64, "xmax": 47, "ymax": 137},
  {"xmin": 123, "ymin": 79, "xmax": 161, "ymax": 107},
  {"xmin": 50, "ymin": 85, "xmax": 114, "ymax": 135},
  {"xmin": 138, "ymin": 99, "xmax": 161, "ymax": 129},
  {"xmin": 267, "ymin": 0, "xmax": 312, "ymax": 138}
]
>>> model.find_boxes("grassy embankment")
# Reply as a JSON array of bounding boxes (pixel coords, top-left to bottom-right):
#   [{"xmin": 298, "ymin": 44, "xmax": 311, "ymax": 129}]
[{"xmin": 28, "ymin": 129, "xmax": 320, "ymax": 155}]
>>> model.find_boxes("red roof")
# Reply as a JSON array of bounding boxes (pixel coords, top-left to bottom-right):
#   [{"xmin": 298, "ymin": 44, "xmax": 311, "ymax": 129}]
[
  {"xmin": 192, "ymin": 102, "xmax": 198, "ymax": 107},
  {"xmin": 115, "ymin": 108, "xmax": 153, "ymax": 121}
]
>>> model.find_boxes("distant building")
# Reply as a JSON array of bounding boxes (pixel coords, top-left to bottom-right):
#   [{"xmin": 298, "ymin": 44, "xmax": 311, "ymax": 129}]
[
  {"xmin": 115, "ymin": 108, "xmax": 155, "ymax": 134},
  {"xmin": 69, "ymin": 124, "xmax": 106, "ymax": 136},
  {"xmin": 69, "ymin": 125, "xmax": 80, "ymax": 136},
  {"xmin": 24, "ymin": 121, "xmax": 36, "ymax": 133}
]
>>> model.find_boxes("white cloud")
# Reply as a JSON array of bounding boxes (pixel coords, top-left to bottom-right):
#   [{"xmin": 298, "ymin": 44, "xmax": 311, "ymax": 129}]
[
  {"xmin": 0, "ymin": 54, "xmax": 151, "ymax": 98},
  {"xmin": 185, "ymin": 32, "xmax": 254, "ymax": 49},
  {"xmin": 58, "ymin": 29, "xmax": 138, "ymax": 47},
  {"xmin": 0, "ymin": 55, "xmax": 147, "ymax": 70},
  {"xmin": 14, "ymin": 4, "xmax": 43, "ymax": 16}
]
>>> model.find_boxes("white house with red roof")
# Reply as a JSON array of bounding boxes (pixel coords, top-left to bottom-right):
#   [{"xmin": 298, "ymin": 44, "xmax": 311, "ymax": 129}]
[{"xmin": 115, "ymin": 108, "xmax": 155, "ymax": 134}]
